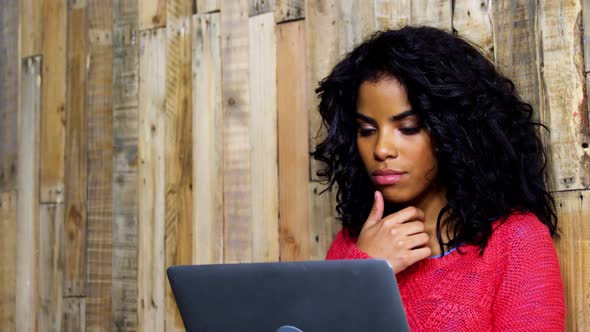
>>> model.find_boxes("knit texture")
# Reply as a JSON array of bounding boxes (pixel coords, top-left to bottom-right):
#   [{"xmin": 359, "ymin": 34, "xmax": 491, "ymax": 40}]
[{"xmin": 326, "ymin": 212, "xmax": 565, "ymax": 331}]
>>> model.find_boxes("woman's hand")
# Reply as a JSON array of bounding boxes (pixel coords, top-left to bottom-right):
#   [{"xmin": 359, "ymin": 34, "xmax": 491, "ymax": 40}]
[{"xmin": 356, "ymin": 191, "xmax": 431, "ymax": 274}]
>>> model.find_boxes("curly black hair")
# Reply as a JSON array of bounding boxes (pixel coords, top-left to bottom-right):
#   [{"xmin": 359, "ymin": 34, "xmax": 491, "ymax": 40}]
[{"xmin": 312, "ymin": 26, "xmax": 558, "ymax": 252}]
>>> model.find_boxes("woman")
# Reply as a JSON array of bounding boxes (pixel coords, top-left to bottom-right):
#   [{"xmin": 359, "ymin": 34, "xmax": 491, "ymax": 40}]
[{"xmin": 313, "ymin": 26, "xmax": 565, "ymax": 331}]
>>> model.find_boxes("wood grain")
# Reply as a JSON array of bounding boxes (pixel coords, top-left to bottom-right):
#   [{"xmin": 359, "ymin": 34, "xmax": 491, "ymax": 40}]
[
  {"xmin": 39, "ymin": 203, "xmax": 65, "ymax": 332},
  {"xmin": 305, "ymin": 0, "xmax": 340, "ymax": 259},
  {"xmin": 277, "ymin": 20, "xmax": 311, "ymax": 261},
  {"xmin": 64, "ymin": 0, "xmax": 88, "ymax": 298},
  {"xmin": 85, "ymin": 0, "xmax": 114, "ymax": 330},
  {"xmin": 198, "ymin": 0, "xmax": 220, "ymax": 13},
  {"xmin": 453, "ymin": 0, "xmax": 494, "ymax": 59},
  {"xmin": 249, "ymin": 0, "xmax": 273, "ymax": 16},
  {"xmin": 492, "ymin": 0, "xmax": 543, "ymax": 121},
  {"xmin": 374, "ymin": 0, "xmax": 410, "ymax": 30},
  {"xmin": 138, "ymin": 0, "xmax": 166, "ymax": 30},
  {"xmin": 0, "ymin": 0, "xmax": 19, "ymax": 192},
  {"xmin": 40, "ymin": 0, "xmax": 67, "ymax": 203},
  {"xmin": 221, "ymin": 0, "xmax": 253, "ymax": 263},
  {"xmin": 192, "ymin": 13, "xmax": 224, "ymax": 264},
  {"xmin": 539, "ymin": 0, "xmax": 588, "ymax": 191},
  {"xmin": 410, "ymin": 0, "xmax": 452, "ymax": 30},
  {"xmin": 112, "ymin": 1, "xmax": 139, "ymax": 330},
  {"xmin": 138, "ymin": 27, "xmax": 166, "ymax": 332},
  {"xmin": 248, "ymin": 0, "xmax": 304, "ymax": 21},
  {"xmin": 165, "ymin": 0, "xmax": 193, "ymax": 330},
  {"xmin": 337, "ymin": 0, "xmax": 375, "ymax": 55},
  {"xmin": 17, "ymin": 55, "xmax": 42, "ymax": 332},
  {"xmin": 249, "ymin": 12, "xmax": 280, "ymax": 262},
  {"xmin": 0, "ymin": 191, "xmax": 17, "ymax": 331},
  {"xmin": 20, "ymin": 0, "xmax": 43, "ymax": 57},
  {"xmin": 62, "ymin": 298, "xmax": 86, "ymax": 332},
  {"xmin": 554, "ymin": 190, "xmax": 590, "ymax": 331}
]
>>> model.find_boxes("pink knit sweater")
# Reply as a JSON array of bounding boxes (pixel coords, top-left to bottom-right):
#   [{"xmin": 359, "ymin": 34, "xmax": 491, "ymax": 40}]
[{"xmin": 326, "ymin": 212, "xmax": 565, "ymax": 331}]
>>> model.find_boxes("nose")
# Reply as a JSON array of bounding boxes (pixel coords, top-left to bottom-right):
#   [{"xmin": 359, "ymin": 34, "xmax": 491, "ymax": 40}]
[{"xmin": 374, "ymin": 131, "xmax": 397, "ymax": 161}]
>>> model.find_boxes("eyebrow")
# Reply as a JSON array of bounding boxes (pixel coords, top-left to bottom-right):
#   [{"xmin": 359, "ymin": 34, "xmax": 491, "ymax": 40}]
[{"xmin": 355, "ymin": 110, "xmax": 417, "ymax": 123}]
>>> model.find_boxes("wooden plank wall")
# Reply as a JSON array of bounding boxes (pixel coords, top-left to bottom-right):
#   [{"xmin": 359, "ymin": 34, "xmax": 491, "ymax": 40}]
[{"xmin": 0, "ymin": 0, "xmax": 588, "ymax": 331}]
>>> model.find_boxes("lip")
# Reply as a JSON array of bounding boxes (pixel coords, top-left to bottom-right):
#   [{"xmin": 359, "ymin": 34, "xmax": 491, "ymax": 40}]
[{"xmin": 372, "ymin": 169, "xmax": 405, "ymax": 185}]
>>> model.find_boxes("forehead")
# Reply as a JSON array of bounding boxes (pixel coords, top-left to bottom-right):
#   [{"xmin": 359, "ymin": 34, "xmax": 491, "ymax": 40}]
[{"xmin": 356, "ymin": 78, "xmax": 412, "ymax": 118}]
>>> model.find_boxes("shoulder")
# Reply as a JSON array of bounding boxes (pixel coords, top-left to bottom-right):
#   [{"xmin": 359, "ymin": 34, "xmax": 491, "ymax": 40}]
[{"xmin": 489, "ymin": 211, "xmax": 552, "ymax": 246}]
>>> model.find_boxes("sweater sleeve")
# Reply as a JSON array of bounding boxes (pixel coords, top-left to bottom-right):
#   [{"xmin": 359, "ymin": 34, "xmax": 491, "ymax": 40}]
[
  {"xmin": 325, "ymin": 229, "xmax": 372, "ymax": 260},
  {"xmin": 491, "ymin": 214, "xmax": 566, "ymax": 331}
]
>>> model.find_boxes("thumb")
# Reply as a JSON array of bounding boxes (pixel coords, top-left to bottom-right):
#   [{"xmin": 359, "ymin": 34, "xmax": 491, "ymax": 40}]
[{"xmin": 363, "ymin": 191, "xmax": 384, "ymax": 229}]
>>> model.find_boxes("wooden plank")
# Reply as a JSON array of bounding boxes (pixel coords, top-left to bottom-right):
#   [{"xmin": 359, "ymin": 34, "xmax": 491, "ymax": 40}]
[
  {"xmin": 305, "ymin": 0, "xmax": 340, "ymax": 260},
  {"xmin": 492, "ymin": 0, "xmax": 543, "ymax": 122},
  {"xmin": 276, "ymin": 20, "xmax": 310, "ymax": 261},
  {"xmin": 374, "ymin": 0, "xmax": 410, "ymax": 30},
  {"xmin": 249, "ymin": 0, "xmax": 273, "ymax": 16},
  {"xmin": 85, "ymin": 0, "xmax": 114, "ymax": 330},
  {"xmin": 20, "ymin": 0, "xmax": 43, "ymax": 57},
  {"xmin": 17, "ymin": 55, "xmax": 42, "ymax": 332},
  {"xmin": 138, "ymin": 0, "xmax": 166, "ymax": 30},
  {"xmin": 39, "ymin": 203, "xmax": 65, "ymax": 332},
  {"xmin": 112, "ymin": 173, "xmax": 138, "ymax": 331},
  {"xmin": 165, "ymin": 1, "xmax": 193, "ymax": 331},
  {"xmin": 249, "ymin": 12, "xmax": 279, "ymax": 262},
  {"xmin": 337, "ymin": 0, "xmax": 375, "ymax": 55},
  {"xmin": 554, "ymin": 190, "xmax": 590, "ymax": 331},
  {"xmin": 539, "ymin": 0, "xmax": 587, "ymax": 191},
  {"xmin": 62, "ymin": 298, "xmax": 86, "ymax": 332},
  {"xmin": 197, "ymin": 0, "xmax": 220, "ymax": 13},
  {"xmin": 410, "ymin": 0, "xmax": 452, "ymax": 30},
  {"xmin": 40, "ymin": 0, "xmax": 67, "ymax": 203},
  {"xmin": 112, "ymin": 1, "xmax": 139, "ymax": 330},
  {"xmin": 275, "ymin": 0, "xmax": 304, "ymax": 23},
  {"xmin": 192, "ymin": 13, "xmax": 223, "ymax": 264},
  {"xmin": 63, "ymin": 0, "xmax": 88, "ymax": 297},
  {"xmin": 453, "ymin": 0, "xmax": 494, "ymax": 59},
  {"xmin": 0, "ymin": 0, "xmax": 19, "ymax": 192},
  {"xmin": 0, "ymin": 191, "xmax": 17, "ymax": 331},
  {"xmin": 221, "ymin": 0, "xmax": 253, "ymax": 263},
  {"xmin": 138, "ymin": 27, "xmax": 166, "ymax": 332}
]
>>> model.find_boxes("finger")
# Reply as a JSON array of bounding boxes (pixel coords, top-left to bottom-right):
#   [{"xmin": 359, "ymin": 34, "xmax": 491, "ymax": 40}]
[
  {"xmin": 398, "ymin": 221, "xmax": 425, "ymax": 236},
  {"xmin": 363, "ymin": 191, "xmax": 384, "ymax": 230},
  {"xmin": 382, "ymin": 206, "xmax": 425, "ymax": 227},
  {"xmin": 407, "ymin": 246, "xmax": 432, "ymax": 263},
  {"xmin": 405, "ymin": 232, "xmax": 430, "ymax": 249}
]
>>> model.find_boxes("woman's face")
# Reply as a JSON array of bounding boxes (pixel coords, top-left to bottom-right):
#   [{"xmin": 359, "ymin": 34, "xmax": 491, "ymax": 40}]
[{"xmin": 355, "ymin": 78, "xmax": 439, "ymax": 206}]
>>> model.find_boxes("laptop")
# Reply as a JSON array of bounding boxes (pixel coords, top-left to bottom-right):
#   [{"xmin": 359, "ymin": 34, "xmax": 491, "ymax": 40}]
[{"xmin": 167, "ymin": 259, "xmax": 410, "ymax": 332}]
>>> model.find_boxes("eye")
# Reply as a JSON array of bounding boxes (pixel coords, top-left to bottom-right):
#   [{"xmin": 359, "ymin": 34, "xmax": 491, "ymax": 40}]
[
  {"xmin": 357, "ymin": 127, "xmax": 376, "ymax": 137},
  {"xmin": 399, "ymin": 127, "xmax": 421, "ymax": 135}
]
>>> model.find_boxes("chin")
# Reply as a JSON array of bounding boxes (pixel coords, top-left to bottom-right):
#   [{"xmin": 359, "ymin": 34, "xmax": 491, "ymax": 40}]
[{"xmin": 379, "ymin": 188, "xmax": 415, "ymax": 205}]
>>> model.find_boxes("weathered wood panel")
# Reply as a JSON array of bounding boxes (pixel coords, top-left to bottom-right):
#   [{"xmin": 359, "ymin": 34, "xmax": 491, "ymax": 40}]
[
  {"xmin": 17, "ymin": 55, "xmax": 42, "ymax": 332},
  {"xmin": 221, "ymin": 0, "xmax": 253, "ymax": 263},
  {"xmin": 64, "ymin": 0, "xmax": 88, "ymax": 299},
  {"xmin": 85, "ymin": 0, "xmax": 114, "ymax": 330},
  {"xmin": 62, "ymin": 298, "xmax": 86, "ymax": 332},
  {"xmin": 453, "ymin": 0, "xmax": 493, "ymax": 58},
  {"xmin": 21, "ymin": 0, "xmax": 43, "ymax": 57},
  {"xmin": 249, "ymin": 12, "xmax": 280, "ymax": 262},
  {"xmin": 539, "ymin": 0, "xmax": 588, "ymax": 191},
  {"xmin": 374, "ymin": 0, "xmax": 410, "ymax": 30},
  {"xmin": 337, "ymin": 0, "xmax": 375, "ymax": 55},
  {"xmin": 198, "ymin": 0, "xmax": 220, "ymax": 13},
  {"xmin": 113, "ymin": 1, "xmax": 139, "ymax": 330},
  {"xmin": 555, "ymin": 190, "xmax": 590, "ymax": 331},
  {"xmin": 138, "ymin": 27, "xmax": 166, "ymax": 332},
  {"xmin": 138, "ymin": 0, "xmax": 166, "ymax": 30},
  {"xmin": 192, "ymin": 13, "xmax": 224, "ymax": 264},
  {"xmin": 248, "ymin": 0, "xmax": 304, "ymax": 21},
  {"xmin": 0, "ymin": 0, "xmax": 19, "ymax": 192},
  {"xmin": 40, "ymin": 0, "xmax": 67, "ymax": 203},
  {"xmin": 0, "ymin": 191, "xmax": 17, "ymax": 331},
  {"xmin": 165, "ymin": 1, "xmax": 193, "ymax": 330},
  {"xmin": 249, "ymin": 0, "xmax": 273, "ymax": 16},
  {"xmin": 492, "ymin": 0, "xmax": 543, "ymax": 121},
  {"xmin": 411, "ymin": 0, "xmax": 452, "ymax": 30},
  {"xmin": 39, "ymin": 203, "xmax": 65, "ymax": 332},
  {"xmin": 305, "ymin": 0, "xmax": 340, "ymax": 259},
  {"xmin": 277, "ymin": 20, "xmax": 311, "ymax": 261}
]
